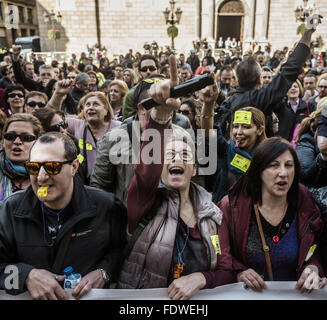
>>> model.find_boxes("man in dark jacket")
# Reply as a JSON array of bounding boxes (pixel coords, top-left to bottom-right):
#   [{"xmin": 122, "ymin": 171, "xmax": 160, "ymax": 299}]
[
  {"xmin": 186, "ymin": 49, "xmax": 200, "ymax": 74},
  {"xmin": 11, "ymin": 45, "xmax": 54, "ymax": 92},
  {"xmin": 217, "ymin": 28, "xmax": 317, "ymax": 139},
  {"xmin": 0, "ymin": 132, "xmax": 127, "ymax": 300}
]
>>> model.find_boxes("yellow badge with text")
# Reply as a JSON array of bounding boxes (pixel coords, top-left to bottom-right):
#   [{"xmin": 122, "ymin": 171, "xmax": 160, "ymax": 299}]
[
  {"xmin": 305, "ymin": 244, "xmax": 317, "ymax": 262},
  {"xmin": 233, "ymin": 110, "xmax": 252, "ymax": 125},
  {"xmin": 78, "ymin": 139, "xmax": 93, "ymax": 150},
  {"xmin": 210, "ymin": 235, "xmax": 221, "ymax": 254},
  {"xmin": 230, "ymin": 154, "xmax": 251, "ymax": 172}
]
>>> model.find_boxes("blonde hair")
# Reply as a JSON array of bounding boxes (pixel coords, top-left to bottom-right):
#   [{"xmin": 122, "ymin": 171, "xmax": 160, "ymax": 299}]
[
  {"xmin": 230, "ymin": 106, "xmax": 267, "ymax": 144},
  {"xmin": 78, "ymin": 91, "xmax": 114, "ymax": 122},
  {"xmin": 123, "ymin": 68, "xmax": 139, "ymax": 87},
  {"xmin": 317, "ymin": 73, "xmax": 327, "ymax": 89},
  {"xmin": 108, "ymin": 80, "xmax": 129, "ymax": 100},
  {"xmin": 317, "ymin": 96, "xmax": 327, "ymax": 110}
]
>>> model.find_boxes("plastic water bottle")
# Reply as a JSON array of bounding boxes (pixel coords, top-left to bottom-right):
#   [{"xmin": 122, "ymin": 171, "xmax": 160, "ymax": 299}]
[{"xmin": 63, "ymin": 266, "xmax": 81, "ymax": 290}]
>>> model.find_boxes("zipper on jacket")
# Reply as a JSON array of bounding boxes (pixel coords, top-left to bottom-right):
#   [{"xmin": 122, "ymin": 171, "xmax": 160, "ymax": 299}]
[{"xmin": 300, "ymin": 213, "xmax": 319, "ymax": 240}]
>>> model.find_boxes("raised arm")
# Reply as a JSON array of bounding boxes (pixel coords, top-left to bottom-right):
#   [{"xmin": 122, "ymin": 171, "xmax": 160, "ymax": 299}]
[
  {"xmin": 11, "ymin": 45, "xmax": 42, "ymax": 91},
  {"xmin": 47, "ymin": 79, "xmax": 74, "ymax": 111},
  {"xmin": 127, "ymin": 55, "xmax": 180, "ymax": 233}
]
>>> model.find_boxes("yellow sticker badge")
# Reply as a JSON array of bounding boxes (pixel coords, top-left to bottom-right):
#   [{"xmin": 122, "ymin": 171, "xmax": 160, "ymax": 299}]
[
  {"xmin": 233, "ymin": 110, "xmax": 252, "ymax": 125},
  {"xmin": 37, "ymin": 185, "xmax": 49, "ymax": 198},
  {"xmin": 305, "ymin": 244, "xmax": 317, "ymax": 262},
  {"xmin": 78, "ymin": 139, "xmax": 93, "ymax": 150},
  {"xmin": 230, "ymin": 154, "xmax": 251, "ymax": 172},
  {"xmin": 210, "ymin": 235, "xmax": 221, "ymax": 254}
]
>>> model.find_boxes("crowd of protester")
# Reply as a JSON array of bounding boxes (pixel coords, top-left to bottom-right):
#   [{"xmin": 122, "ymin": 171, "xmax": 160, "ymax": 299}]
[{"xmin": 0, "ymin": 23, "xmax": 327, "ymax": 300}]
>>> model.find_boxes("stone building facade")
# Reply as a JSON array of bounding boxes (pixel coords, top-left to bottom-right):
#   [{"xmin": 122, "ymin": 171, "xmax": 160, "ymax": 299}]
[
  {"xmin": 0, "ymin": 0, "xmax": 39, "ymax": 48},
  {"xmin": 36, "ymin": 0, "xmax": 327, "ymax": 56}
]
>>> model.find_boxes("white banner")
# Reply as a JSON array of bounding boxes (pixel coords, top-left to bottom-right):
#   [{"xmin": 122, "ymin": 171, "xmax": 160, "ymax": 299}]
[{"xmin": 0, "ymin": 282, "xmax": 327, "ymax": 300}]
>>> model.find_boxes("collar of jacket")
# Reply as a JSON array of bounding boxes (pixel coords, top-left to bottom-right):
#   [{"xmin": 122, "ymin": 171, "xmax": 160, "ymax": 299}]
[
  {"xmin": 12, "ymin": 176, "xmax": 97, "ymax": 226},
  {"xmin": 157, "ymin": 179, "xmax": 222, "ymax": 226}
]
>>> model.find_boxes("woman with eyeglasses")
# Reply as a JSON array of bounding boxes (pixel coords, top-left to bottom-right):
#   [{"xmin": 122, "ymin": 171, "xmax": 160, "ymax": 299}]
[
  {"xmin": 118, "ymin": 55, "xmax": 233, "ymax": 299},
  {"xmin": 3, "ymin": 85, "xmax": 25, "ymax": 115},
  {"xmin": 0, "ymin": 113, "xmax": 43, "ymax": 201}
]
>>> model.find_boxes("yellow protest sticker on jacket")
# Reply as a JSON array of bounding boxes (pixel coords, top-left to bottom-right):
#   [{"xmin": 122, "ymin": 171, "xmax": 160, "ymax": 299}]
[
  {"xmin": 37, "ymin": 185, "xmax": 49, "ymax": 198},
  {"xmin": 78, "ymin": 139, "xmax": 93, "ymax": 150},
  {"xmin": 210, "ymin": 235, "xmax": 221, "ymax": 254},
  {"xmin": 77, "ymin": 154, "xmax": 85, "ymax": 163},
  {"xmin": 233, "ymin": 110, "xmax": 252, "ymax": 125},
  {"xmin": 305, "ymin": 244, "xmax": 317, "ymax": 262},
  {"xmin": 230, "ymin": 154, "xmax": 251, "ymax": 172}
]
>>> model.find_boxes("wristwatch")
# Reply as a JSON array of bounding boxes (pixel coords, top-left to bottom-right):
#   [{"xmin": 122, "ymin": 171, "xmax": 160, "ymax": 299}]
[{"xmin": 100, "ymin": 269, "xmax": 110, "ymax": 283}]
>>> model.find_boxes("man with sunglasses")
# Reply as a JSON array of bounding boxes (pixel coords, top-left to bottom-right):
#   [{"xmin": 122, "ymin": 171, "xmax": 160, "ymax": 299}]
[
  {"xmin": 25, "ymin": 91, "xmax": 48, "ymax": 114},
  {"xmin": 0, "ymin": 132, "xmax": 127, "ymax": 299},
  {"xmin": 122, "ymin": 54, "xmax": 159, "ymax": 120}
]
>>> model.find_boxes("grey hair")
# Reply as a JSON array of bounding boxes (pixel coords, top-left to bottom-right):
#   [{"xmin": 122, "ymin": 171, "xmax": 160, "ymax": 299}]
[
  {"xmin": 75, "ymin": 72, "xmax": 90, "ymax": 84},
  {"xmin": 39, "ymin": 65, "xmax": 53, "ymax": 73}
]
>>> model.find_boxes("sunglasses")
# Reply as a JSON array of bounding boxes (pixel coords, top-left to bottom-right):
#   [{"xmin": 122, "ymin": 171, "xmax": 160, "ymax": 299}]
[
  {"xmin": 4, "ymin": 133, "xmax": 36, "ymax": 142},
  {"xmin": 26, "ymin": 101, "xmax": 46, "ymax": 108},
  {"xmin": 8, "ymin": 93, "xmax": 24, "ymax": 99},
  {"xmin": 24, "ymin": 160, "xmax": 74, "ymax": 176},
  {"xmin": 49, "ymin": 121, "xmax": 68, "ymax": 132},
  {"xmin": 140, "ymin": 65, "xmax": 157, "ymax": 72},
  {"xmin": 178, "ymin": 109, "xmax": 190, "ymax": 116}
]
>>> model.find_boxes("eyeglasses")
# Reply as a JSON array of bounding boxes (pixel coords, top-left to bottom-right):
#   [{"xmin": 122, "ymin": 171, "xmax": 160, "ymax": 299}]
[
  {"xmin": 49, "ymin": 121, "xmax": 68, "ymax": 132},
  {"xmin": 140, "ymin": 65, "xmax": 157, "ymax": 72},
  {"xmin": 318, "ymin": 85, "xmax": 327, "ymax": 90},
  {"xmin": 178, "ymin": 109, "xmax": 190, "ymax": 116},
  {"xmin": 165, "ymin": 150, "xmax": 194, "ymax": 162},
  {"xmin": 4, "ymin": 133, "xmax": 36, "ymax": 142},
  {"xmin": 115, "ymin": 68, "xmax": 123, "ymax": 72},
  {"xmin": 26, "ymin": 101, "xmax": 46, "ymax": 108},
  {"xmin": 8, "ymin": 93, "xmax": 24, "ymax": 99},
  {"xmin": 24, "ymin": 160, "xmax": 75, "ymax": 176}
]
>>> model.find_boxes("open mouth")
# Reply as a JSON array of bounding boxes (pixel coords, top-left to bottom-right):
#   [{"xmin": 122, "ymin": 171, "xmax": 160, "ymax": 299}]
[
  {"xmin": 12, "ymin": 148, "xmax": 23, "ymax": 154},
  {"xmin": 169, "ymin": 167, "xmax": 184, "ymax": 176},
  {"xmin": 277, "ymin": 181, "xmax": 288, "ymax": 187}
]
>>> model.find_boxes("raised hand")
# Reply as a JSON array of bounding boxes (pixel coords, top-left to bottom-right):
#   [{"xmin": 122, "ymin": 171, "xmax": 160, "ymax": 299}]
[{"xmin": 148, "ymin": 54, "xmax": 181, "ymax": 121}]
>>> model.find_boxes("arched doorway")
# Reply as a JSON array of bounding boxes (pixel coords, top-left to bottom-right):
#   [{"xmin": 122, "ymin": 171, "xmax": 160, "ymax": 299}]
[{"xmin": 216, "ymin": 0, "xmax": 244, "ymax": 45}]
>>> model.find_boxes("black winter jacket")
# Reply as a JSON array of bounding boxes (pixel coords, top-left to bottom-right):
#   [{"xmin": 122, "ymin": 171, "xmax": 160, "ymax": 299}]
[
  {"xmin": 216, "ymin": 43, "xmax": 310, "ymax": 139},
  {"xmin": 0, "ymin": 176, "xmax": 127, "ymax": 295},
  {"xmin": 296, "ymin": 132, "xmax": 327, "ymax": 188},
  {"xmin": 275, "ymin": 98, "xmax": 314, "ymax": 141}
]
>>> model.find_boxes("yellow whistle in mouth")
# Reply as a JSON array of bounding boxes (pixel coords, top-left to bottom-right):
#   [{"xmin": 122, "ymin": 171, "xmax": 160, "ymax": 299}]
[{"xmin": 37, "ymin": 185, "xmax": 49, "ymax": 198}]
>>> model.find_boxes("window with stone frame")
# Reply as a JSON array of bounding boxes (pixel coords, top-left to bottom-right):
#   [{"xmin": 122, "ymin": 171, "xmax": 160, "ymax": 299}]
[
  {"xmin": 27, "ymin": 8, "xmax": 33, "ymax": 24},
  {"xmin": 18, "ymin": 6, "xmax": 24, "ymax": 23}
]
